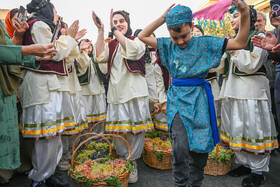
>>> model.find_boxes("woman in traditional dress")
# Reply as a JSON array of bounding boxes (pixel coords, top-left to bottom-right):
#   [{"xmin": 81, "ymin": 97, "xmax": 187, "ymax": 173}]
[
  {"xmin": 92, "ymin": 9, "xmax": 153, "ymax": 183},
  {"xmin": 217, "ymin": 6, "xmax": 278, "ymax": 187},
  {"xmin": 18, "ymin": 0, "xmax": 79, "ymax": 186}
]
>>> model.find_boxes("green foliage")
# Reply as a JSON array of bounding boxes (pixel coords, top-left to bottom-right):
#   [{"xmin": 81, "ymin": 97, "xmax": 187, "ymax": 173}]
[
  {"xmin": 153, "ymin": 149, "xmax": 163, "ymax": 161},
  {"xmin": 125, "ymin": 160, "xmax": 134, "ymax": 172},
  {"xmin": 146, "ymin": 130, "xmax": 163, "ymax": 139},
  {"xmin": 75, "ymin": 172, "xmax": 93, "ymax": 187},
  {"xmin": 103, "ymin": 175, "xmax": 124, "ymax": 187},
  {"xmin": 210, "ymin": 146, "xmax": 234, "ymax": 164}
]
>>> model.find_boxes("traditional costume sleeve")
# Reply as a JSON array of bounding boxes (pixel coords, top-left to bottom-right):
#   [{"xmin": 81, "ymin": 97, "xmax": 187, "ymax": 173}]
[
  {"xmin": 75, "ymin": 51, "xmax": 90, "ymax": 76},
  {"xmin": 232, "ymin": 33, "xmax": 268, "ymax": 74},
  {"xmin": 204, "ymin": 36, "xmax": 226, "ymax": 69},
  {"xmin": 212, "ymin": 53, "xmax": 227, "ymax": 73},
  {"xmin": 121, "ymin": 37, "xmax": 145, "ymax": 60},
  {"xmin": 157, "ymin": 37, "xmax": 171, "ymax": 69},
  {"xmin": 31, "ymin": 21, "xmax": 77, "ymax": 61},
  {"xmin": 154, "ymin": 63, "xmax": 167, "ymax": 105},
  {"xmin": 94, "ymin": 43, "xmax": 109, "ymax": 63}
]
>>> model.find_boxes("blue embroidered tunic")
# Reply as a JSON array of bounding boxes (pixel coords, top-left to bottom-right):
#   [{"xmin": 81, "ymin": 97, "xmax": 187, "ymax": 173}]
[{"xmin": 157, "ymin": 36, "xmax": 225, "ymax": 153}]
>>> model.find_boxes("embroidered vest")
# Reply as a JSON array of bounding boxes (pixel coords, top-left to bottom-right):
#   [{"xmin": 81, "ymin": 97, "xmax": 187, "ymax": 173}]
[
  {"xmin": 21, "ymin": 19, "xmax": 68, "ymax": 76},
  {"xmin": 222, "ymin": 30, "xmax": 266, "ymax": 78},
  {"xmin": 107, "ymin": 36, "xmax": 145, "ymax": 79}
]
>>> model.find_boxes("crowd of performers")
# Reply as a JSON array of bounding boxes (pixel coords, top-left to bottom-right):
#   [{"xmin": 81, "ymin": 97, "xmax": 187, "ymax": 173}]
[{"xmin": 1, "ymin": 0, "xmax": 280, "ymax": 187}]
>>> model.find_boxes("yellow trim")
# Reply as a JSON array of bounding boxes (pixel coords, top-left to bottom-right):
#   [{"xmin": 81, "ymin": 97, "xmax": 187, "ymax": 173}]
[
  {"xmin": 22, "ymin": 124, "xmax": 65, "ymax": 135},
  {"xmin": 88, "ymin": 115, "xmax": 106, "ymax": 122},
  {"xmin": 220, "ymin": 135, "xmax": 279, "ymax": 150},
  {"xmin": 154, "ymin": 123, "xmax": 168, "ymax": 130},
  {"xmin": 64, "ymin": 121, "xmax": 75, "ymax": 128},
  {"xmin": 64, "ymin": 124, "xmax": 88, "ymax": 134},
  {"xmin": 106, "ymin": 123, "xmax": 154, "ymax": 131}
]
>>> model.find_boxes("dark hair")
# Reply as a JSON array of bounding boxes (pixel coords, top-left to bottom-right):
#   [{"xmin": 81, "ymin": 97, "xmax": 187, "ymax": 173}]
[
  {"xmin": 113, "ymin": 10, "xmax": 132, "ymax": 36},
  {"xmin": 167, "ymin": 22, "xmax": 192, "ymax": 33},
  {"xmin": 193, "ymin": 24, "xmax": 204, "ymax": 35},
  {"xmin": 78, "ymin": 39, "xmax": 93, "ymax": 57},
  {"xmin": 10, "ymin": 9, "xmax": 19, "ymax": 19},
  {"xmin": 27, "ymin": 0, "xmax": 55, "ymax": 22}
]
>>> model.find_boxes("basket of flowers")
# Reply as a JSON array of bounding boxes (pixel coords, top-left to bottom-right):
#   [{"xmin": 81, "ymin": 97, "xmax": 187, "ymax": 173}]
[
  {"xmin": 70, "ymin": 134, "xmax": 134, "ymax": 187},
  {"xmin": 142, "ymin": 130, "xmax": 172, "ymax": 170},
  {"xmin": 204, "ymin": 144, "xmax": 234, "ymax": 176}
]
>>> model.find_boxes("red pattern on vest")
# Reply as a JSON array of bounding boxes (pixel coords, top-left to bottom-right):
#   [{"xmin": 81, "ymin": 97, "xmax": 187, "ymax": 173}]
[
  {"xmin": 107, "ymin": 36, "xmax": 145, "ymax": 79},
  {"xmin": 21, "ymin": 19, "xmax": 68, "ymax": 76}
]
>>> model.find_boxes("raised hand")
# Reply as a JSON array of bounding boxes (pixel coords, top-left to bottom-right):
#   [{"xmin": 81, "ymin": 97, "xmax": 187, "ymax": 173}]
[
  {"xmin": 232, "ymin": 0, "xmax": 249, "ymax": 13},
  {"xmin": 269, "ymin": 11, "xmax": 280, "ymax": 28},
  {"xmin": 13, "ymin": 18, "xmax": 29, "ymax": 38},
  {"xmin": 251, "ymin": 32, "xmax": 278, "ymax": 51},
  {"xmin": 92, "ymin": 11, "xmax": 104, "ymax": 31},
  {"xmin": 161, "ymin": 4, "xmax": 176, "ymax": 19},
  {"xmin": 75, "ymin": 29, "xmax": 87, "ymax": 41},
  {"xmin": 68, "ymin": 20, "xmax": 79, "ymax": 39},
  {"xmin": 110, "ymin": 9, "xmax": 114, "ymax": 30},
  {"xmin": 79, "ymin": 39, "xmax": 91, "ymax": 52}
]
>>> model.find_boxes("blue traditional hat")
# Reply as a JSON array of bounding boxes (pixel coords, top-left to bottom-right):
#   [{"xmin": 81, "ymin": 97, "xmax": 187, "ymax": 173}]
[{"xmin": 165, "ymin": 5, "xmax": 193, "ymax": 26}]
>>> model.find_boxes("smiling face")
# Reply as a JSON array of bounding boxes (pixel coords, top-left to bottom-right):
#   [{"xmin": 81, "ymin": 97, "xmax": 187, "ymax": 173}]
[
  {"xmin": 169, "ymin": 23, "xmax": 193, "ymax": 49},
  {"xmin": 113, "ymin": 14, "xmax": 128, "ymax": 35},
  {"xmin": 230, "ymin": 11, "xmax": 240, "ymax": 31},
  {"xmin": 255, "ymin": 13, "xmax": 266, "ymax": 32}
]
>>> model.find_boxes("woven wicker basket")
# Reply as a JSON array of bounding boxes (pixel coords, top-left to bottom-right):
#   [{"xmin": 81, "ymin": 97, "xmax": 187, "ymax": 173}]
[
  {"xmin": 71, "ymin": 134, "xmax": 131, "ymax": 187},
  {"xmin": 204, "ymin": 145, "xmax": 233, "ymax": 176},
  {"xmin": 142, "ymin": 137, "xmax": 172, "ymax": 170}
]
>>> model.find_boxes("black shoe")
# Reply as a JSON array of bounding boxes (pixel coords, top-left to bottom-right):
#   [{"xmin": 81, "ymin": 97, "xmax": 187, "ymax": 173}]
[
  {"xmin": 242, "ymin": 173, "xmax": 265, "ymax": 187},
  {"xmin": 31, "ymin": 181, "xmax": 47, "ymax": 187},
  {"xmin": 228, "ymin": 165, "xmax": 251, "ymax": 177},
  {"xmin": 46, "ymin": 172, "xmax": 68, "ymax": 187}
]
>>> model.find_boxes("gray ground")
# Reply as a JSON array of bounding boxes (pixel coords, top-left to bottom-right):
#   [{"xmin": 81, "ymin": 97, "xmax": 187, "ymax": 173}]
[{"xmin": 1, "ymin": 151, "xmax": 280, "ymax": 187}]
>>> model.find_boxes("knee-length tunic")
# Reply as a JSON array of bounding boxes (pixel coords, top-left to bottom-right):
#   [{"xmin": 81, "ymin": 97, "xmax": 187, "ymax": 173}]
[{"xmin": 157, "ymin": 36, "xmax": 225, "ymax": 153}]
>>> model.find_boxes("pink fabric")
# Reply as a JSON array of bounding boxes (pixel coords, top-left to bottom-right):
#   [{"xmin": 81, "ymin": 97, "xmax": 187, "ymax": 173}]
[{"xmin": 193, "ymin": 0, "xmax": 232, "ymax": 21}]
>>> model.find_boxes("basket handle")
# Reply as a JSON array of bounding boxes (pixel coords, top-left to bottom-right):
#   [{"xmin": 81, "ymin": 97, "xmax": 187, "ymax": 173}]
[
  {"xmin": 215, "ymin": 144, "xmax": 220, "ymax": 161},
  {"xmin": 71, "ymin": 134, "xmax": 132, "ymax": 172},
  {"xmin": 88, "ymin": 120, "xmax": 106, "ymax": 134}
]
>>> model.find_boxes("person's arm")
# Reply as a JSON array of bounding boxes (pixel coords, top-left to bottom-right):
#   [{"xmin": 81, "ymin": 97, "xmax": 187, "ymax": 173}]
[
  {"xmin": 92, "ymin": 11, "xmax": 105, "ymax": 58},
  {"xmin": 138, "ymin": 4, "xmax": 175, "ymax": 49},
  {"xmin": 109, "ymin": 9, "xmax": 127, "ymax": 50},
  {"xmin": 226, "ymin": 0, "xmax": 250, "ymax": 50},
  {"xmin": 31, "ymin": 21, "xmax": 77, "ymax": 61}
]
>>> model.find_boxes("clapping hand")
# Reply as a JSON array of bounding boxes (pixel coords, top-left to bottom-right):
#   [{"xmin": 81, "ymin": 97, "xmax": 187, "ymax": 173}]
[
  {"xmin": 251, "ymin": 32, "xmax": 278, "ymax": 51},
  {"xmin": 68, "ymin": 20, "xmax": 79, "ymax": 39},
  {"xmin": 272, "ymin": 44, "xmax": 280, "ymax": 53},
  {"xmin": 75, "ymin": 29, "xmax": 87, "ymax": 41}
]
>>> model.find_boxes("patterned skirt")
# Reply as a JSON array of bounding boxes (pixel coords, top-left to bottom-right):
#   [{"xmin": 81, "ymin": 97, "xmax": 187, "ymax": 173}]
[
  {"xmin": 20, "ymin": 91, "xmax": 75, "ymax": 139},
  {"xmin": 106, "ymin": 97, "xmax": 154, "ymax": 135},
  {"xmin": 220, "ymin": 98, "xmax": 279, "ymax": 154}
]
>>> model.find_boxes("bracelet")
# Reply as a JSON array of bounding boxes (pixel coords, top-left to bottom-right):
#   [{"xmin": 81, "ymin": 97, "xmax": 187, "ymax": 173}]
[{"xmin": 111, "ymin": 26, "xmax": 119, "ymax": 33}]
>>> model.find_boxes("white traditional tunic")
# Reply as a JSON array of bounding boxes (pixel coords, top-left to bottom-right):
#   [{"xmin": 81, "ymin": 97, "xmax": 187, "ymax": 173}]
[
  {"xmin": 216, "ymin": 33, "xmax": 278, "ymax": 156},
  {"xmin": 95, "ymin": 37, "xmax": 153, "ymax": 135},
  {"xmin": 19, "ymin": 21, "xmax": 78, "ymax": 138}
]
